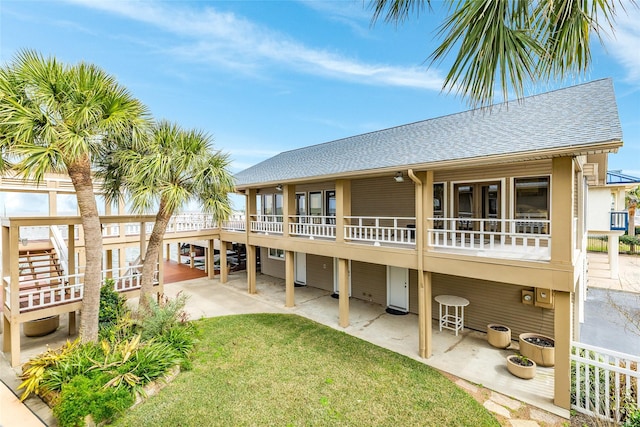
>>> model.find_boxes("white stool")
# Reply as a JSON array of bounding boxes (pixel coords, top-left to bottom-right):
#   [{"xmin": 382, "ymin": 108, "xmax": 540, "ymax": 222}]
[{"xmin": 435, "ymin": 295, "xmax": 470, "ymax": 336}]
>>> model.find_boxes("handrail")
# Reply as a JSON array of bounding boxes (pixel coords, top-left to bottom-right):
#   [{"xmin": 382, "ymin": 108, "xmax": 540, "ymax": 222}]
[{"xmin": 50, "ymin": 225, "xmax": 68, "ymax": 275}]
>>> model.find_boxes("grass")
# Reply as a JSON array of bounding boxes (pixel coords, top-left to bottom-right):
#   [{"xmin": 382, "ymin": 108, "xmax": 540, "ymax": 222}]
[{"xmin": 112, "ymin": 313, "xmax": 498, "ymax": 427}]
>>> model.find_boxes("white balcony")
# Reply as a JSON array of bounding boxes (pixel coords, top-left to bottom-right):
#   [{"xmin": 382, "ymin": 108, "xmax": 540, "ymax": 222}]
[
  {"xmin": 289, "ymin": 216, "xmax": 336, "ymax": 239},
  {"xmin": 428, "ymin": 218, "xmax": 551, "ymax": 261},
  {"xmin": 345, "ymin": 216, "xmax": 415, "ymax": 246}
]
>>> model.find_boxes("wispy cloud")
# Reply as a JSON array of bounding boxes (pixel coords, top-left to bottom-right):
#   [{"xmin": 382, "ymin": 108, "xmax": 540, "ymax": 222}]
[
  {"xmin": 607, "ymin": 6, "xmax": 640, "ymax": 84},
  {"xmin": 64, "ymin": 0, "xmax": 443, "ymax": 90}
]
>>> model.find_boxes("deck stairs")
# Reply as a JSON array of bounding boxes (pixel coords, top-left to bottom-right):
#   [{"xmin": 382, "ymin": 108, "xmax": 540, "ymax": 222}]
[{"xmin": 18, "ymin": 248, "xmax": 65, "ymax": 285}]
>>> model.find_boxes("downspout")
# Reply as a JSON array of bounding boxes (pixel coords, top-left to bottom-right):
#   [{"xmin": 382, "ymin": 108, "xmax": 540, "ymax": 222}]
[{"xmin": 407, "ymin": 169, "xmax": 426, "ymax": 357}]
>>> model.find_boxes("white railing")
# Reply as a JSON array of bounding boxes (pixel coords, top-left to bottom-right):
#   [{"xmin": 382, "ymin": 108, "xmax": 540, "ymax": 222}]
[
  {"xmin": 345, "ymin": 216, "xmax": 415, "ymax": 246},
  {"xmin": 250, "ymin": 215, "xmax": 284, "ymax": 234},
  {"xmin": 221, "ymin": 220, "xmax": 246, "ymax": 232},
  {"xmin": 572, "ymin": 341, "xmax": 640, "ymax": 423},
  {"xmin": 166, "ymin": 213, "xmax": 217, "ymax": 232},
  {"xmin": 105, "ymin": 263, "xmax": 159, "ymax": 293},
  {"xmin": 50, "ymin": 225, "xmax": 68, "ymax": 275},
  {"xmin": 13, "ymin": 273, "xmax": 84, "ymax": 313},
  {"xmin": 289, "ymin": 216, "xmax": 336, "ymax": 239},
  {"xmin": 428, "ymin": 218, "xmax": 551, "ymax": 259}
]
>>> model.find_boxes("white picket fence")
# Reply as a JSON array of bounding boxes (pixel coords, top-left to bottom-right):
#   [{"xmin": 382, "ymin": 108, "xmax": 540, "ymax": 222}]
[{"xmin": 572, "ymin": 341, "xmax": 640, "ymax": 423}]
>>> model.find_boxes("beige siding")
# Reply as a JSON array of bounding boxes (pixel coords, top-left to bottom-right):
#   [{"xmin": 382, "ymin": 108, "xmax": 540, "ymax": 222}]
[
  {"xmin": 434, "ymin": 160, "xmax": 552, "ymax": 183},
  {"xmin": 351, "ymin": 177, "xmax": 415, "ymax": 217},
  {"xmin": 305, "ymin": 254, "xmax": 334, "ymax": 291},
  {"xmin": 431, "ymin": 273, "xmax": 555, "ymax": 338},
  {"xmin": 260, "ymin": 247, "xmax": 285, "ymax": 279},
  {"xmin": 351, "ymin": 261, "xmax": 387, "ymax": 305}
]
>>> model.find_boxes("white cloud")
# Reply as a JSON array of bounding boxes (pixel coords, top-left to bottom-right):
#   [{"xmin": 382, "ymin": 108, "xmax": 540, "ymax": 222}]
[
  {"xmin": 606, "ymin": 6, "xmax": 640, "ymax": 83},
  {"xmin": 64, "ymin": 0, "xmax": 443, "ymax": 90}
]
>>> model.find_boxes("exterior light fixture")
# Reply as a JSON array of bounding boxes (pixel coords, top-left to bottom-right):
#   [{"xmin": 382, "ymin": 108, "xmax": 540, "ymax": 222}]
[
  {"xmin": 276, "ymin": 184, "xmax": 283, "ymax": 191},
  {"xmin": 394, "ymin": 172, "xmax": 404, "ymax": 183}
]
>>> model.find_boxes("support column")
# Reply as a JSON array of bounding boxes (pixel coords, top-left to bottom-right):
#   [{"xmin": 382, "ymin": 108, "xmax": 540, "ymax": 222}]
[
  {"xmin": 283, "ymin": 185, "xmax": 294, "ymax": 238},
  {"xmin": 338, "ymin": 258, "xmax": 349, "ymax": 327},
  {"xmin": 246, "ymin": 244, "xmax": 256, "ymax": 293},
  {"xmin": 554, "ymin": 291, "xmax": 572, "ymax": 409},
  {"xmin": 609, "ymin": 233, "xmax": 620, "ymax": 279},
  {"xmin": 6, "ymin": 224, "xmax": 21, "ymax": 366},
  {"xmin": 220, "ymin": 241, "xmax": 228, "ymax": 283},
  {"xmin": 139, "ymin": 222, "xmax": 147, "ymax": 262},
  {"xmin": 419, "ymin": 271, "xmax": 433, "ymax": 358},
  {"xmin": 551, "ymin": 157, "xmax": 574, "ymax": 266},
  {"xmin": 157, "ymin": 249, "xmax": 164, "ymax": 296},
  {"xmin": 285, "ymin": 250, "xmax": 295, "ymax": 307},
  {"xmin": 335, "ymin": 180, "xmax": 351, "ymax": 244},
  {"xmin": 105, "ymin": 250, "xmax": 113, "ymax": 279},
  {"xmin": 189, "ymin": 244, "xmax": 195, "ymax": 269},
  {"xmin": 207, "ymin": 239, "xmax": 215, "ymax": 279}
]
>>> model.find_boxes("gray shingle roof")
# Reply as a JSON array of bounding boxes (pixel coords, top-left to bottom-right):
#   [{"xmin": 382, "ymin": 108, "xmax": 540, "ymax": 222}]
[{"xmin": 235, "ymin": 79, "xmax": 622, "ymax": 187}]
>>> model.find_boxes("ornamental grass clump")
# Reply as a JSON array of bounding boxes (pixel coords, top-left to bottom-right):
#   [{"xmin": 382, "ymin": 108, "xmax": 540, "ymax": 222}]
[{"xmin": 17, "ymin": 287, "xmax": 198, "ymax": 426}]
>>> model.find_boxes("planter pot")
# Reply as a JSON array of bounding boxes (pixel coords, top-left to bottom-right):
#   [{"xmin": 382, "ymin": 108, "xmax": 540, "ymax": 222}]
[
  {"xmin": 24, "ymin": 315, "xmax": 60, "ymax": 337},
  {"xmin": 518, "ymin": 333, "xmax": 555, "ymax": 367},
  {"xmin": 487, "ymin": 324, "xmax": 511, "ymax": 349},
  {"xmin": 506, "ymin": 355, "xmax": 536, "ymax": 379}
]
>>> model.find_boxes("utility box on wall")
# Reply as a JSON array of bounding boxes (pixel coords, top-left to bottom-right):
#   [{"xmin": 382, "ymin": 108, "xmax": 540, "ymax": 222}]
[
  {"xmin": 534, "ymin": 288, "xmax": 554, "ymax": 309},
  {"xmin": 521, "ymin": 289, "xmax": 534, "ymax": 305}
]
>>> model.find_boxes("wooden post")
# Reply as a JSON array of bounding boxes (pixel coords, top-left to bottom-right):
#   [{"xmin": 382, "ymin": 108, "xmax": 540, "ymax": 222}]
[
  {"xmin": 285, "ymin": 251, "xmax": 295, "ymax": 307},
  {"xmin": 68, "ymin": 224, "xmax": 77, "ymax": 335},
  {"xmin": 338, "ymin": 258, "xmax": 349, "ymax": 327},
  {"xmin": 336, "ymin": 180, "xmax": 351, "ymax": 244},
  {"xmin": 554, "ymin": 291, "xmax": 572, "ymax": 409},
  {"xmin": 419, "ymin": 271, "xmax": 432, "ymax": 358},
  {"xmin": 207, "ymin": 239, "xmax": 215, "ymax": 279},
  {"xmin": 220, "ymin": 241, "xmax": 228, "ymax": 284},
  {"xmin": 246, "ymin": 244, "xmax": 256, "ymax": 294}
]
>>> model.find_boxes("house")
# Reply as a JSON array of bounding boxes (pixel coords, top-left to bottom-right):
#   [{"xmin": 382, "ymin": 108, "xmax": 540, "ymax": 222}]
[
  {"xmin": 230, "ymin": 78, "xmax": 624, "ymax": 410},
  {"xmin": 587, "ymin": 169, "xmax": 640, "ymax": 279}
]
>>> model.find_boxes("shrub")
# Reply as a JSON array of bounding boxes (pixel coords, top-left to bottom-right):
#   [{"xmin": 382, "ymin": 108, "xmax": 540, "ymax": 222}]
[
  {"xmin": 52, "ymin": 374, "xmax": 133, "ymax": 427},
  {"xmin": 99, "ymin": 278, "xmax": 129, "ymax": 340},
  {"xmin": 136, "ymin": 292, "xmax": 190, "ymax": 340}
]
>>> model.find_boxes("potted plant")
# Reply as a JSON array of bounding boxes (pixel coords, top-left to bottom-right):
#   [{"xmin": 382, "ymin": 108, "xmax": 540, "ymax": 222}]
[
  {"xmin": 506, "ymin": 354, "xmax": 536, "ymax": 379},
  {"xmin": 487, "ymin": 324, "xmax": 511, "ymax": 349},
  {"xmin": 518, "ymin": 333, "xmax": 555, "ymax": 367},
  {"xmin": 24, "ymin": 315, "xmax": 60, "ymax": 337}
]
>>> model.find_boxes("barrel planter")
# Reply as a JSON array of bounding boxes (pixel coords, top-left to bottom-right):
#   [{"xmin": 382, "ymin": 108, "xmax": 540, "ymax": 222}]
[
  {"xmin": 24, "ymin": 315, "xmax": 60, "ymax": 337},
  {"xmin": 506, "ymin": 355, "xmax": 536, "ymax": 379},
  {"xmin": 518, "ymin": 333, "xmax": 555, "ymax": 367},
  {"xmin": 487, "ymin": 324, "xmax": 511, "ymax": 349}
]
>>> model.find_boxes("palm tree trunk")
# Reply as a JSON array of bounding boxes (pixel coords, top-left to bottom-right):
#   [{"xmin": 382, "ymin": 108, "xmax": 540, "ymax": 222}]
[
  {"xmin": 139, "ymin": 199, "xmax": 172, "ymax": 308},
  {"xmin": 67, "ymin": 155, "xmax": 103, "ymax": 343}
]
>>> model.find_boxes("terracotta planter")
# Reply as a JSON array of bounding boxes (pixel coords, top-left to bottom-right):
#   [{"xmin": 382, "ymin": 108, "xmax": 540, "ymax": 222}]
[
  {"xmin": 506, "ymin": 355, "xmax": 536, "ymax": 379},
  {"xmin": 24, "ymin": 315, "xmax": 60, "ymax": 337},
  {"xmin": 518, "ymin": 333, "xmax": 555, "ymax": 367},
  {"xmin": 487, "ymin": 324, "xmax": 511, "ymax": 349}
]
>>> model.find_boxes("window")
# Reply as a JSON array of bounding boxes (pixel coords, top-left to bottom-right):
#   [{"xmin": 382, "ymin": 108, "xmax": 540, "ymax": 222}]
[
  {"xmin": 433, "ymin": 183, "xmax": 444, "ymax": 229},
  {"xmin": 514, "ymin": 177, "xmax": 549, "ymax": 233},
  {"xmin": 263, "ymin": 194, "xmax": 273, "ymax": 217},
  {"xmin": 326, "ymin": 191, "xmax": 336, "ymax": 224},
  {"xmin": 275, "ymin": 193, "xmax": 283, "ymax": 222},
  {"xmin": 309, "ymin": 191, "xmax": 322, "ymax": 223},
  {"xmin": 514, "ymin": 177, "xmax": 549, "ymax": 219},
  {"xmin": 268, "ymin": 248, "xmax": 284, "ymax": 260}
]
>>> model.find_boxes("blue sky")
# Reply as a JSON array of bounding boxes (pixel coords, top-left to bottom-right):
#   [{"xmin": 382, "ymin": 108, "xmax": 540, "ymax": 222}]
[{"xmin": 1, "ymin": 0, "xmax": 640, "ymax": 213}]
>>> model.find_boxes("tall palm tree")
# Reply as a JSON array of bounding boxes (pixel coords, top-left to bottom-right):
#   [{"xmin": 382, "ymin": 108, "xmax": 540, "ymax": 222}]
[
  {"xmin": 0, "ymin": 50, "xmax": 150, "ymax": 342},
  {"xmin": 370, "ymin": 0, "xmax": 624, "ymax": 107},
  {"xmin": 99, "ymin": 120, "xmax": 234, "ymax": 307}
]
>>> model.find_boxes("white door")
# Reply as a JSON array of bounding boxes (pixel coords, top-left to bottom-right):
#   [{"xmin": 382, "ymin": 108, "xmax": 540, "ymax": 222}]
[
  {"xmin": 333, "ymin": 258, "xmax": 351, "ymax": 296},
  {"xmin": 387, "ymin": 266, "xmax": 409, "ymax": 312},
  {"xmin": 294, "ymin": 252, "xmax": 306, "ymax": 285}
]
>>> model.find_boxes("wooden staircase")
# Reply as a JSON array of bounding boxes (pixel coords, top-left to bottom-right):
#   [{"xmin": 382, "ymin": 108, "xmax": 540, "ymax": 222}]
[{"xmin": 18, "ymin": 248, "xmax": 65, "ymax": 284}]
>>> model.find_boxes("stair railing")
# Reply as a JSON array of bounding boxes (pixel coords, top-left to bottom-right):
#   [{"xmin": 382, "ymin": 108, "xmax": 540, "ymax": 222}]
[{"xmin": 50, "ymin": 225, "xmax": 69, "ymax": 275}]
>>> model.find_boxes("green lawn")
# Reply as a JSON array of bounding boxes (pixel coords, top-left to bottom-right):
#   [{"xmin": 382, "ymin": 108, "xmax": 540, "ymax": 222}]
[{"xmin": 113, "ymin": 313, "xmax": 499, "ymax": 426}]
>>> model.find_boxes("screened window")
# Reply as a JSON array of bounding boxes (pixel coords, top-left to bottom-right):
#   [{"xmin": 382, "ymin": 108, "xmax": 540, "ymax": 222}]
[
  {"xmin": 514, "ymin": 177, "xmax": 549, "ymax": 220},
  {"xmin": 268, "ymin": 248, "xmax": 284, "ymax": 260}
]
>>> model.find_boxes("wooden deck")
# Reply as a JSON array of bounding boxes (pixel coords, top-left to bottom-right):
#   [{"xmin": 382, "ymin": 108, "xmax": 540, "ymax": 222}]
[{"xmin": 163, "ymin": 260, "xmax": 208, "ymax": 284}]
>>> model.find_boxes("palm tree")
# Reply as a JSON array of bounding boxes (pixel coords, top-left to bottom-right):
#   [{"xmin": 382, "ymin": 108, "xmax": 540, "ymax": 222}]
[
  {"xmin": 370, "ymin": 0, "xmax": 625, "ymax": 107},
  {"xmin": 626, "ymin": 185, "xmax": 640, "ymax": 237},
  {"xmin": 0, "ymin": 50, "xmax": 150, "ymax": 342},
  {"xmin": 99, "ymin": 120, "xmax": 234, "ymax": 307}
]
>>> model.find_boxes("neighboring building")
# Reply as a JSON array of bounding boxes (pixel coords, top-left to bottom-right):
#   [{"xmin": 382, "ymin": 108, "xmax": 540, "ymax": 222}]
[
  {"xmin": 586, "ymin": 169, "xmax": 640, "ymax": 279},
  {"xmin": 231, "ymin": 79, "xmax": 624, "ymax": 410}
]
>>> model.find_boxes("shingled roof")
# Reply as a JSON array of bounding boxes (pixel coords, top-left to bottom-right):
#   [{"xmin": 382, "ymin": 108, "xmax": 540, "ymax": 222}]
[{"xmin": 234, "ymin": 79, "xmax": 622, "ymax": 187}]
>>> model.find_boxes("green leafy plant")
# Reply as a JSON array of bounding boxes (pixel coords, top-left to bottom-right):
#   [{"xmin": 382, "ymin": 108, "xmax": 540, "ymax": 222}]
[
  {"xmin": 52, "ymin": 374, "xmax": 134, "ymax": 427},
  {"xmin": 135, "ymin": 292, "xmax": 190, "ymax": 340},
  {"xmin": 99, "ymin": 278, "xmax": 129, "ymax": 340},
  {"xmin": 18, "ymin": 339, "xmax": 80, "ymax": 401}
]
